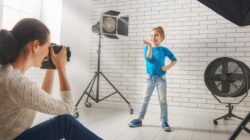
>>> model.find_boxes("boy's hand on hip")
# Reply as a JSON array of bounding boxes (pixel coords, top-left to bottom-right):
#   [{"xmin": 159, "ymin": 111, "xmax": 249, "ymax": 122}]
[{"xmin": 161, "ymin": 66, "xmax": 170, "ymax": 71}]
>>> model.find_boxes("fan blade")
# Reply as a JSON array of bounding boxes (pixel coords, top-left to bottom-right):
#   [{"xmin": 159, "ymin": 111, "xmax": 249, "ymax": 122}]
[
  {"xmin": 231, "ymin": 83, "xmax": 239, "ymax": 91},
  {"xmin": 222, "ymin": 81, "xmax": 230, "ymax": 93},
  {"xmin": 228, "ymin": 73, "xmax": 244, "ymax": 81},
  {"xmin": 222, "ymin": 61, "xmax": 229, "ymax": 75},
  {"xmin": 207, "ymin": 74, "xmax": 223, "ymax": 81}
]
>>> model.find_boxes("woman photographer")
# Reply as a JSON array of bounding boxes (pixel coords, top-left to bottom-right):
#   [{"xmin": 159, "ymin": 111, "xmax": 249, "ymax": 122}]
[{"xmin": 0, "ymin": 18, "xmax": 102, "ymax": 140}]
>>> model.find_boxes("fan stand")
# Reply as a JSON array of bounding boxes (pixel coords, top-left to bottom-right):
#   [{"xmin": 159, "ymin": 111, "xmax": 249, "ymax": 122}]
[
  {"xmin": 213, "ymin": 103, "xmax": 243, "ymax": 125},
  {"xmin": 211, "ymin": 76, "xmax": 249, "ymax": 125}
]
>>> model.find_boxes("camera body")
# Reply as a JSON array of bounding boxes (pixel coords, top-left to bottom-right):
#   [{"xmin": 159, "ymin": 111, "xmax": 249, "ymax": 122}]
[{"xmin": 41, "ymin": 43, "xmax": 71, "ymax": 69}]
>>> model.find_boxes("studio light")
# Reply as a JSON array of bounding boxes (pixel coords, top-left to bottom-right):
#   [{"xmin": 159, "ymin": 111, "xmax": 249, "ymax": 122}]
[
  {"xmin": 198, "ymin": 0, "xmax": 250, "ymax": 26},
  {"xmin": 92, "ymin": 10, "xmax": 129, "ymax": 39}
]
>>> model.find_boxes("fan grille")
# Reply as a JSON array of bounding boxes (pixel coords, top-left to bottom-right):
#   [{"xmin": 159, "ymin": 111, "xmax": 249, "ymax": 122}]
[{"xmin": 204, "ymin": 57, "xmax": 250, "ymax": 97}]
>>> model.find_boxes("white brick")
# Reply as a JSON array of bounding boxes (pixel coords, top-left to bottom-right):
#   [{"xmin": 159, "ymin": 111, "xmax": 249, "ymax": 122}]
[
  {"xmin": 200, "ymin": 29, "xmax": 217, "ymax": 34},
  {"xmin": 227, "ymin": 33, "xmax": 245, "ymax": 38},
  {"xmin": 199, "ymin": 38, "xmax": 216, "ymax": 43},
  {"xmin": 207, "ymin": 52, "xmax": 226, "ymax": 57},
  {"xmin": 217, "ymin": 48, "xmax": 235, "ymax": 52},
  {"xmin": 190, "ymin": 98, "xmax": 206, "ymax": 103},
  {"xmin": 218, "ymin": 28, "xmax": 236, "ymax": 33},
  {"xmin": 190, "ymin": 25, "xmax": 207, "ymax": 30},
  {"xmin": 191, "ymin": 34, "xmax": 207, "ymax": 39},
  {"xmin": 173, "ymin": 97, "xmax": 189, "ymax": 102},
  {"xmin": 181, "ymin": 102, "xmax": 198, "ymax": 108},
  {"xmin": 168, "ymin": 102, "xmax": 181, "ymax": 106},
  {"xmin": 236, "ymin": 37, "xmax": 249, "ymax": 42},
  {"xmin": 200, "ymin": 20, "xmax": 216, "ymax": 25},
  {"xmin": 208, "ymin": 24, "xmax": 225, "ymax": 29},
  {"xmin": 198, "ymin": 103, "xmax": 216, "ymax": 109},
  {"xmin": 208, "ymin": 34, "xmax": 226, "ymax": 38}
]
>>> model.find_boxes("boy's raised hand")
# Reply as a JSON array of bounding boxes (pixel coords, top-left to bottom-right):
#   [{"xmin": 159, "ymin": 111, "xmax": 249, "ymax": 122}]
[{"xmin": 143, "ymin": 40, "xmax": 153, "ymax": 48}]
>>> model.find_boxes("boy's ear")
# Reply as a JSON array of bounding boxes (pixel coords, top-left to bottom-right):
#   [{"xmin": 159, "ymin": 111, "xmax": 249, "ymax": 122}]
[{"xmin": 161, "ymin": 37, "xmax": 165, "ymax": 42}]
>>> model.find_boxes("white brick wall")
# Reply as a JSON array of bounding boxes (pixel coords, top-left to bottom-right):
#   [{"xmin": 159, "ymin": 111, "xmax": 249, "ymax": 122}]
[{"xmin": 89, "ymin": 0, "xmax": 250, "ymax": 114}]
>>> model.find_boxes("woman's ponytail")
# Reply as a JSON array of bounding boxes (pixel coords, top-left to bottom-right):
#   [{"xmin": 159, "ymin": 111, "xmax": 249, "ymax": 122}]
[{"xmin": 0, "ymin": 29, "xmax": 18, "ymax": 65}]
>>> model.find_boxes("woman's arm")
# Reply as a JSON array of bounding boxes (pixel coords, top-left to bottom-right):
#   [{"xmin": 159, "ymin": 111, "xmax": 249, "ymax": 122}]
[
  {"xmin": 42, "ymin": 70, "xmax": 54, "ymax": 94},
  {"xmin": 57, "ymin": 65, "xmax": 71, "ymax": 91},
  {"xmin": 50, "ymin": 47, "xmax": 71, "ymax": 91},
  {"xmin": 6, "ymin": 73, "xmax": 73, "ymax": 115}
]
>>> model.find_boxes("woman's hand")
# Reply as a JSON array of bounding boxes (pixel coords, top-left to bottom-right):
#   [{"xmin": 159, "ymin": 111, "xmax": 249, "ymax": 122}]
[
  {"xmin": 50, "ymin": 47, "xmax": 67, "ymax": 69},
  {"xmin": 50, "ymin": 46, "xmax": 71, "ymax": 91},
  {"xmin": 143, "ymin": 40, "xmax": 153, "ymax": 48}
]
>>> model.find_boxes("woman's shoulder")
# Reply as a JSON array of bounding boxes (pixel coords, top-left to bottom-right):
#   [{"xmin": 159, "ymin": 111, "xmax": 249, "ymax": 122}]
[{"xmin": 3, "ymin": 65, "xmax": 34, "ymax": 90}]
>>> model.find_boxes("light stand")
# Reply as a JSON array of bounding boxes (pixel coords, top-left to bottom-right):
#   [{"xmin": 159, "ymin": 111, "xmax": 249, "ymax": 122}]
[{"xmin": 73, "ymin": 33, "xmax": 133, "ymax": 118}]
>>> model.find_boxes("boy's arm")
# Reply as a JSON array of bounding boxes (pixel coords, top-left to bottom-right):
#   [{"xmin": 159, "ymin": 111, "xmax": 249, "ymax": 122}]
[
  {"xmin": 162, "ymin": 48, "xmax": 177, "ymax": 71},
  {"xmin": 162, "ymin": 61, "xmax": 176, "ymax": 71},
  {"xmin": 144, "ymin": 40, "xmax": 153, "ymax": 59}
]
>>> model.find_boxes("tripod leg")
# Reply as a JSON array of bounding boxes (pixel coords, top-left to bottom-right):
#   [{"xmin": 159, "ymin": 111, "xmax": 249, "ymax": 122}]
[
  {"xmin": 85, "ymin": 94, "xmax": 91, "ymax": 108},
  {"xmin": 231, "ymin": 113, "xmax": 243, "ymax": 120},
  {"xmin": 100, "ymin": 72, "xmax": 134, "ymax": 114},
  {"xmin": 73, "ymin": 74, "xmax": 98, "ymax": 118},
  {"xmin": 75, "ymin": 74, "xmax": 97, "ymax": 107},
  {"xmin": 100, "ymin": 72, "xmax": 130, "ymax": 104},
  {"xmin": 214, "ymin": 114, "xmax": 229, "ymax": 125}
]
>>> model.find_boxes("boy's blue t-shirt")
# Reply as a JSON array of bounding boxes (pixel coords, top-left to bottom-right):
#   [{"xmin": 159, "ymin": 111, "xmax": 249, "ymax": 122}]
[{"xmin": 144, "ymin": 45, "xmax": 177, "ymax": 76}]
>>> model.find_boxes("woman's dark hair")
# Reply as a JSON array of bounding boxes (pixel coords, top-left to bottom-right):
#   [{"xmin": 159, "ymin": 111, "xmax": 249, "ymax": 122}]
[
  {"xmin": 0, "ymin": 18, "xmax": 50, "ymax": 65},
  {"xmin": 0, "ymin": 29, "xmax": 17, "ymax": 65}
]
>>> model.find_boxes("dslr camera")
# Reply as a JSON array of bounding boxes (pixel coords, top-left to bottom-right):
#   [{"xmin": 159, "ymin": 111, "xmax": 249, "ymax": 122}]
[{"xmin": 41, "ymin": 43, "xmax": 71, "ymax": 69}]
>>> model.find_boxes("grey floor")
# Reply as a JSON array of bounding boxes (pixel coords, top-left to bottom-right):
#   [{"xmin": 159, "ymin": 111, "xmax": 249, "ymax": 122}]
[{"xmin": 76, "ymin": 107, "xmax": 250, "ymax": 140}]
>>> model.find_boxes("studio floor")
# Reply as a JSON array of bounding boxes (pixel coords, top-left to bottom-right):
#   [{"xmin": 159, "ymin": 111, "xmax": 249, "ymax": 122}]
[{"xmin": 71, "ymin": 107, "xmax": 250, "ymax": 140}]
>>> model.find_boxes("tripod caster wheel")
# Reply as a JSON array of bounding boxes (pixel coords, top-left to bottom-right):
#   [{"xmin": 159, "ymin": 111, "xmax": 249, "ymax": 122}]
[
  {"xmin": 73, "ymin": 112, "xmax": 79, "ymax": 118},
  {"xmin": 130, "ymin": 109, "xmax": 134, "ymax": 114},
  {"xmin": 85, "ymin": 102, "xmax": 92, "ymax": 108},
  {"xmin": 213, "ymin": 120, "xmax": 218, "ymax": 125}
]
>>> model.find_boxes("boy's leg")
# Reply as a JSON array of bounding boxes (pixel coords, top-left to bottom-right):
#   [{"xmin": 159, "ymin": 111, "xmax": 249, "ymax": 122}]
[
  {"xmin": 156, "ymin": 75, "xmax": 168, "ymax": 122},
  {"xmin": 138, "ymin": 77, "xmax": 155, "ymax": 119},
  {"xmin": 15, "ymin": 114, "xmax": 102, "ymax": 140}
]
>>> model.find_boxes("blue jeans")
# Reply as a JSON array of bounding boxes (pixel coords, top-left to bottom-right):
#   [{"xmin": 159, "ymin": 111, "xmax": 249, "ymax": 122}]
[
  {"xmin": 138, "ymin": 74, "xmax": 168, "ymax": 122},
  {"xmin": 14, "ymin": 114, "xmax": 102, "ymax": 140}
]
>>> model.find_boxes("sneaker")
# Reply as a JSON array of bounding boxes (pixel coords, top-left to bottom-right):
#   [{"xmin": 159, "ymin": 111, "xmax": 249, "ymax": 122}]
[
  {"xmin": 162, "ymin": 121, "xmax": 171, "ymax": 131},
  {"xmin": 129, "ymin": 119, "xmax": 142, "ymax": 127}
]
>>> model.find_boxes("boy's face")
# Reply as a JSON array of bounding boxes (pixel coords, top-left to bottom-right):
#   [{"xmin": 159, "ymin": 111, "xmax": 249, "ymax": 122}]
[{"xmin": 151, "ymin": 30, "xmax": 163, "ymax": 46}]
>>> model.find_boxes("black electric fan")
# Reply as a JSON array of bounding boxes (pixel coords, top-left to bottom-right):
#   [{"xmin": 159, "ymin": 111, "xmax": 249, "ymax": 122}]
[{"xmin": 204, "ymin": 57, "xmax": 250, "ymax": 124}]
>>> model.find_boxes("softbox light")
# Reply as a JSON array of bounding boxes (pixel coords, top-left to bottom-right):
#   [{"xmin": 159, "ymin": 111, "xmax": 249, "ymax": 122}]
[
  {"xmin": 198, "ymin": 0, "xmax": 250, "ymax": 26},
  {"xmin": 92, "ymin": 10, "xmax": 129, "ymax": 39}
]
